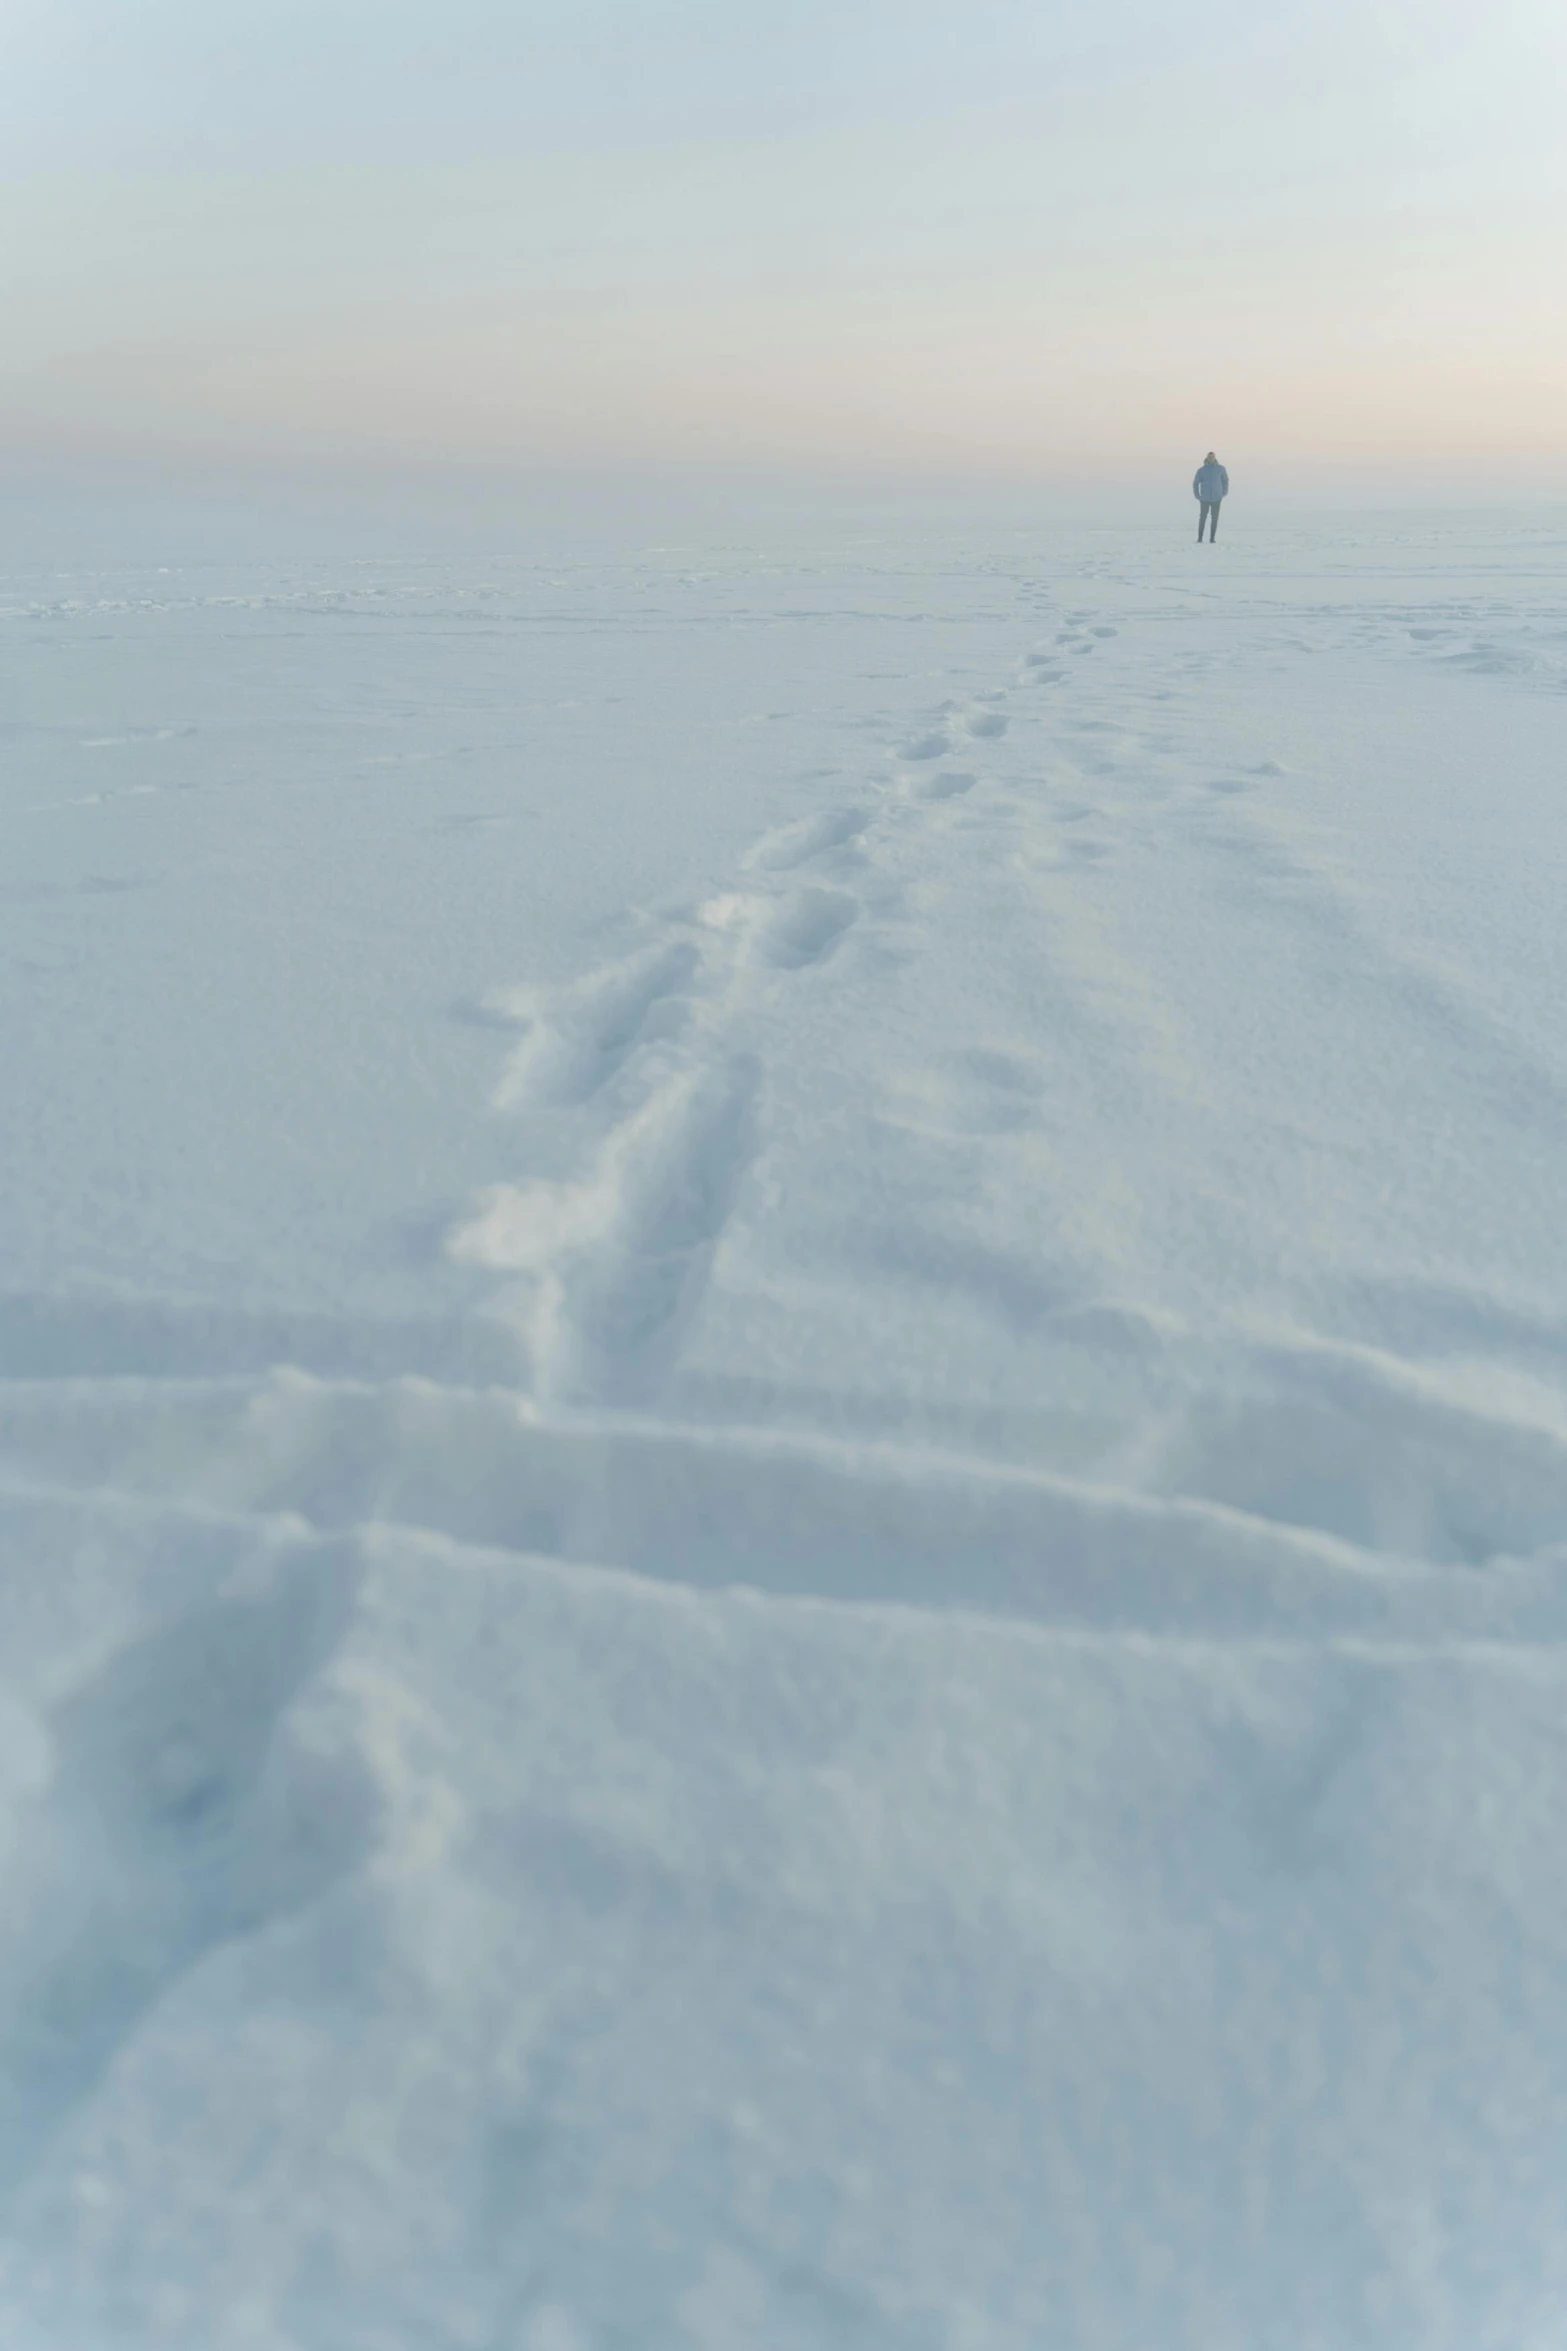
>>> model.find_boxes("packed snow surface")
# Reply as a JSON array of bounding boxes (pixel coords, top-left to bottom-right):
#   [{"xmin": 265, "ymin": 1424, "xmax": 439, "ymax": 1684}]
[{"xmin": 3, "ymin": 503, "xmax": 1567, "ymax": 2348}]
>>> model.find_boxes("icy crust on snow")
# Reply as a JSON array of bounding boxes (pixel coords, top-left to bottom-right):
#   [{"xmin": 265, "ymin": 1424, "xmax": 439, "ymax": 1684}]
[{"xmin": 4, "ymin": 508, "xmax": 1567, "ymax": 2345}]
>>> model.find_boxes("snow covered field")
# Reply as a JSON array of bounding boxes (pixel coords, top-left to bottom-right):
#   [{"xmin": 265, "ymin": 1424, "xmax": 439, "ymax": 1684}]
[{"xmin": 3, "ymin": 498, "xmax": 1567, "ymax": 2348}]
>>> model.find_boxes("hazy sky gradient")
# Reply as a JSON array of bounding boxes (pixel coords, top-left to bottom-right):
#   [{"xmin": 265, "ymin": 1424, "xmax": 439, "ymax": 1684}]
[{"xmin": 4, "ymin": 0, "xmax": 1564, "ymax": 481}]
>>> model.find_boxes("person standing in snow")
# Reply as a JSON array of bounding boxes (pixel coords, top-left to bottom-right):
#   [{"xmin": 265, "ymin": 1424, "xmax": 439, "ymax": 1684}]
[{"xmin": 1193, "ymin": 452, "xmax": 1229, "ymax": 542}]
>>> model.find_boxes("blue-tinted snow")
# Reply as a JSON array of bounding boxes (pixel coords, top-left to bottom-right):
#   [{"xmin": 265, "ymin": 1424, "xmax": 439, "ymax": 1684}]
[{"xmin": 3, "ymin": 500, "xmax": 1567, "ymax": 2348}]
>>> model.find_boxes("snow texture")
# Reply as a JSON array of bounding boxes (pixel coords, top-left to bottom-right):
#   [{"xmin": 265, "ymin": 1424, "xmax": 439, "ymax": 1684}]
[{"xmin": 3, "ymin": 505, "xmax": 1567, "ymax": 2347}]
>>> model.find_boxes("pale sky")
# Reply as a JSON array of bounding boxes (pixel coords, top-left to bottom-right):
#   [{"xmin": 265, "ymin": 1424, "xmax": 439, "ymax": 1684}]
[{"xmin": 3, "ymin": 0, "xmax": 1564, "ymax": 483}]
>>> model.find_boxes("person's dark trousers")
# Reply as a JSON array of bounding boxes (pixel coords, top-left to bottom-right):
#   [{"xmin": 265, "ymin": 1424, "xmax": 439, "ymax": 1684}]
[{"xmin": 1198, "ymin": 500, "xmax": 1221, "ymax": 542}]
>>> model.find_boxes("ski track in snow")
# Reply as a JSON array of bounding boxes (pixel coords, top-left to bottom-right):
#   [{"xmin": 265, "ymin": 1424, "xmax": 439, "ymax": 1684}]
[{"xmin": 6, "ymin": 520, "xmax": 1567, "ymax": 2347}]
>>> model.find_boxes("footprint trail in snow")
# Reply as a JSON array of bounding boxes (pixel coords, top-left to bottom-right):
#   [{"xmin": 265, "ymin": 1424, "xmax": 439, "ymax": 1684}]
[{"xmin": 6, "ymin": 515, "xmax": 1567, "ymax": 2351}]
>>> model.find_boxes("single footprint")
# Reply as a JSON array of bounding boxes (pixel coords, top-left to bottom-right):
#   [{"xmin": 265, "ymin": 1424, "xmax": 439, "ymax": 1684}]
[
  {"xmin": 1091, "ymin": 627, "xmax": 1119, "ymax": 639},
  {"xmin": 898, "ymin": 731, "xmax": 951, "ymax": 762},
  {"xmin": 967, "ymin": 712, "xmax": 1009, "ymax": 739},
  {"xmin": 492, "ymin": 940, "xmax": 699, "ymax": 1110},
  {"xmin": 909, "ymin": 770, "xmax": 976, "ymax": 802},
  {"xmin": 477, "ymin": 1054, "xmax": 764, "ymax": 1408},
  {"xmin": 758, "ymin": 888, "xmax": 859, "ymax": 970},
  {"xmin": 746, "ymin": 806, "xmax": 867, "ymax": 873}
]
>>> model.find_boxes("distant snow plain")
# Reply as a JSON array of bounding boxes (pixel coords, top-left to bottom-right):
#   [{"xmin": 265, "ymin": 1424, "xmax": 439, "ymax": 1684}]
[{"xmin": 2, "ymin": 501, "xmax": 1566, "ymax": 2349}]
